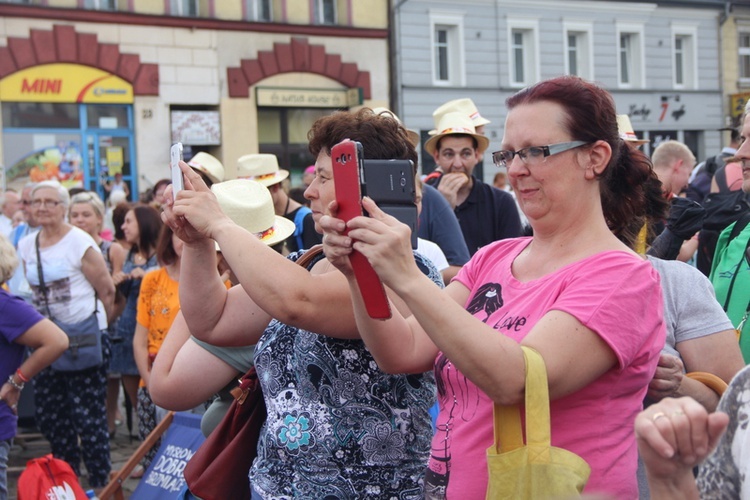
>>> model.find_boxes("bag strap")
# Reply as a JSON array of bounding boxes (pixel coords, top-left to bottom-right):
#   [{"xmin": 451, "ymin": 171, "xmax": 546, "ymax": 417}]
[
  {"xmin": 685, "ymin": 371, "xmax": 728, "ymax": 396},
  {"xmin": 721, "ymin": 214, "xmax": 750, "ymax": 312},
  {"xmin": 35, "ymin": 232, "xmax": 54, "ymax": 319},
  {"xmin": 294, "ymin": 244, "xmax": 324, "ymax": 270},
  {"xmin": 225, "ymin": 248, "xmax": 324, "ymax": 402},
  {"xmin": 715, "ymin": 166, "xmax": 730, "ymax": 194},
  {"xmin": 493, "ymin": 346, "xmax": 550, "ymax": 453},
  {"xmin": 35, "ymin": 232, "xmax": 99, "ymax": 319}
]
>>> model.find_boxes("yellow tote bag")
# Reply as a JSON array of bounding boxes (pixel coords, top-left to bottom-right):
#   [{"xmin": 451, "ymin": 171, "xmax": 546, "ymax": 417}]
[{"xmin": 486, "ymin": 347, "xmax": 591, "ymax": 499}]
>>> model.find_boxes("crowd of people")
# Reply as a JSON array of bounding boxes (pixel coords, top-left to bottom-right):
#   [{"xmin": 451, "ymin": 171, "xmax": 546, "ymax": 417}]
[{"xmin": 0, "ymin": 74, "xmax": 749, "ymax": 499}]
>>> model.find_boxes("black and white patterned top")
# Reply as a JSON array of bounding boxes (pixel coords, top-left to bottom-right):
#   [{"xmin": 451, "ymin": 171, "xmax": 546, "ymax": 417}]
[
  {"xmin": 248, "ymin": 249, "xmax": 441, "ymax": 499},
  {"xmin": 697, "ymin": 365, "xmax": 750, "ymax": 499}
]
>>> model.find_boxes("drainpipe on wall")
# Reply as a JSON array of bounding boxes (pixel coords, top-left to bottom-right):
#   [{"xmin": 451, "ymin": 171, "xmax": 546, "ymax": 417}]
[{"xmin": 390, "ymin": 0, "xmax": 409, "ymax": 117}]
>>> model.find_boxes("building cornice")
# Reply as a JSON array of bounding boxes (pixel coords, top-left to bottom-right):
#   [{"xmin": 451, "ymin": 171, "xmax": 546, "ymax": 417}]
[{"xmin": 0, "ymin": 4, "xmax": 388, "ymax": 39}]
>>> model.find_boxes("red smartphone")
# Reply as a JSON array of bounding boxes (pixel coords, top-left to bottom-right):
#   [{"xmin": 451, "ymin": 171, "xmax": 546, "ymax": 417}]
[{"xmin": 331, "ymin": 139, "xmax": 392, "ymax": 320}]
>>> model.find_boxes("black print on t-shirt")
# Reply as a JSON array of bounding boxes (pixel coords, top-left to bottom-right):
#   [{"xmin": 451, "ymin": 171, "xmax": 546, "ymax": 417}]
[{"xmin": 466, "ymin": 283, "xmax": 503, "ymax": 323}]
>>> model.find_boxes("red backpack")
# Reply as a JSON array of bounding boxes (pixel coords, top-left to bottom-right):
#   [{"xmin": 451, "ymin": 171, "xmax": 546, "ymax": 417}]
[{"xmin": 17, "ymin": 454, "xmax": 89, "ymax": 500}]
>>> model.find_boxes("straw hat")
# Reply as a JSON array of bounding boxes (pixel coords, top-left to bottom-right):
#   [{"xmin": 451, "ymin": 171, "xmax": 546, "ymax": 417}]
[
  {"xmin": 211, "ymin": 179, "xmax": 295, "ymax": 248},
  {"xmin": 424, "ymin": 112, "xmax": 490, "ymax": 156},
  {"xmin": 236, "ymin": 154, "xmax": 289, "ymax": 187},
  {"xmin": 187, "ymin": 152, "xmax": 225, "ymax": 184},
  {"xmin": 370, "ymin": 107, "xmax": 421, "ymax": 148},
  {"xmin": 429, "ymin": 98, "xmax": 491, "ymax": 135},
  {"xmin": 616, "ymin": 115, "xmax": 649, "ymax": 146}
]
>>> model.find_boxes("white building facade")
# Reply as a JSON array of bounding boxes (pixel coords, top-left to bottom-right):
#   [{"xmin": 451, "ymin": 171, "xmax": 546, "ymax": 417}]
[{"xmin": 392, "ymin": 0, "xmax": 727, "ymax": 181}]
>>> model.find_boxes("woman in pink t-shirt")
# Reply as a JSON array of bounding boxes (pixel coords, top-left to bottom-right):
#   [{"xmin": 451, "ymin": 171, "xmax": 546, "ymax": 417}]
[{"xmin": 322, "ymin": 76, "xmax": 668, "ymax": 499}]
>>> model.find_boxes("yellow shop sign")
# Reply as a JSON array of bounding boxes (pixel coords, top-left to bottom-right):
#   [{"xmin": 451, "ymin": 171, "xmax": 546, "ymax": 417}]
[{"xmin": 0, "ymin": 63, "xmax": 133, "ymax": 103}]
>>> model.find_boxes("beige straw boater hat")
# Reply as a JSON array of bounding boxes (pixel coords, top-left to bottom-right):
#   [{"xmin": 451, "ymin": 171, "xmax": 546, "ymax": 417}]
[
  {"xmin": 424, "ymin": 112, "xmax": 490, "ymax": 156},
  {"xmin": 236, "ymin": 154, "xmax": 289, "ymax": 187},
  {"xmin": 429, "ymin": 98, "xmax": 491, "ymax": 136},
  {"xmin": 616, "ymin": 115, "xmax": 649, "ymax": 146},
  {"xmin": 187, "ymin": 152, "xmax": 225, "ymax": 185},
  {"xmin": 370, "ymin": 107, "xmax": 421, "ymax": 148},
  {"xmin": 211, "ymin": 179, "xmax": 295, "ymax": 248}
]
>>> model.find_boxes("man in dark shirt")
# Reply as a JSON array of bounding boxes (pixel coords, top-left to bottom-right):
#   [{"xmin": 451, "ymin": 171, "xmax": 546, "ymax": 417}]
[{"xmin": 424, "ymin": 112, "xmax": 522, "ymax": 255}]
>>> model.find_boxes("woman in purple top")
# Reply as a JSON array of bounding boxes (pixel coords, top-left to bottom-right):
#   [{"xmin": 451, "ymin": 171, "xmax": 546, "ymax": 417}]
[{"xmin": 0, "ymin": 233, "xmax": 67, "ymax": 500}]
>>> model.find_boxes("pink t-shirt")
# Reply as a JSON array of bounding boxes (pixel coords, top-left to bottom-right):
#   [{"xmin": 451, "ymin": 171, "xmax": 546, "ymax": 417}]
[{"xmin": 425, "ymin": 238, "xmax": 665, "ymax": 500}]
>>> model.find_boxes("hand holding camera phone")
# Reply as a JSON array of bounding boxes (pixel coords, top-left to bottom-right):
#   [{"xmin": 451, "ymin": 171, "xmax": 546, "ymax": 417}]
[
  {"xmin": 170, "ymin": 143, "xmax": 184, "ymax": 196},
  {"xmin": 331, "ymin": 139, "xmax": 391, "ymax": 319},
  {"xmin": 331, "ymin": 139, "xmax": 418, "ymax": 319}
]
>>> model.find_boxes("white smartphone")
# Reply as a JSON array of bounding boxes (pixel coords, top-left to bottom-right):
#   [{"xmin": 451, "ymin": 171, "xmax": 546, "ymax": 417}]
[{"xmin": 170, "ymin": 143, "xmax": 184, "ymax": 195}]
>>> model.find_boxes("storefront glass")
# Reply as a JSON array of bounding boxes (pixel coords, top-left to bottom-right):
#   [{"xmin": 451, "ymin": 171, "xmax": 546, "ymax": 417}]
[
  {"xmin": 2, "ymin": 102, "xmax": 135, "ymax": 200},
  {"xmin": 258, "ymin": 107, "xmax": 332, "ymax": 185}
]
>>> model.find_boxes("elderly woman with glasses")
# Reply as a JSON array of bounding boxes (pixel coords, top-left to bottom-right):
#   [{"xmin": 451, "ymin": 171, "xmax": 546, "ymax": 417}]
[
  {"xmin": 16, "ymin": 180, "xmax": 115, "ymax": 493},
  {"xmin": 321, "ymin": 76, "xmax": 668, "ymax": 499}
]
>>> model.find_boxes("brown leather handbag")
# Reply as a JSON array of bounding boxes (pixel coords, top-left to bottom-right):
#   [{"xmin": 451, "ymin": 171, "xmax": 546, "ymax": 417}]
[{"xmin": 182, "ymin": 366, "xmax": 265, "ymax": 500}]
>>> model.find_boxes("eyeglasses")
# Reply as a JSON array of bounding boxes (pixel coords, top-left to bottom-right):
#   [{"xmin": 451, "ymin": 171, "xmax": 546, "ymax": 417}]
[
  {"xmin": 492, "ymin": 141, "xmax": 589, "ymax": 169},
  {"xmin": 31, "ymin": 199, "xmax": 62, "ymax": 208}
]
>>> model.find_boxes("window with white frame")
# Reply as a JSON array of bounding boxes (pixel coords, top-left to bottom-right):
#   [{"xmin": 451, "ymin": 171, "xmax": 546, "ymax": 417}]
[
  {"xmin": 563, "ymin": 21, "xmax": 593, "ymax": 80},
  {"xmin": 740, "ymin": 30, "xmax": 750, "ymax": 85},
  {"xmin": 170, "ymin": 0, "xmax": 198, "ymax": 17},
  {"xmin": 246, "ymin": 0, "xmax": 272, "ymax": 22},
  {"xmin": 616, "ymin": 24, "xmax": 645, "ymax": 88},
  {"xmin": 672, "ymin": 25, "xmax": 697, "ymax": 89},
  {"xmin": 84, "ymin": 0, "xmax": 117, "ymax": 9},
  {"xmin": 430, "ymin": 11, "xmax": 465, "ymax": 86},
  {"xmin": 507, "ymin": 18, "xmax": 539, "ymax": 87},
  {"xmin": 315, "ymin": 0, "xmax": 336, "ymax": 25}
]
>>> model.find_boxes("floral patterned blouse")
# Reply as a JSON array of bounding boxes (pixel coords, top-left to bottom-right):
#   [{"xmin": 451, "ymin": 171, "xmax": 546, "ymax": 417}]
[{"xmin": 248, "ymin": 250, "xmax": 441, "ymax": 499}]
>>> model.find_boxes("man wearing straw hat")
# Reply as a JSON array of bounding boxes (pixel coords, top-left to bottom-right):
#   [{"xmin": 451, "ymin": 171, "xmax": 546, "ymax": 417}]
[
  {"xmin": 369, "ymin": 107, "xmax": 470, "ymax": 279},
  {"xmin": 424, "ymin": 112, "xmax": 522, "ymax": 256},
  {"xmin": 236, "ymin": 153, "xmax": 321, "ymax": 253}
]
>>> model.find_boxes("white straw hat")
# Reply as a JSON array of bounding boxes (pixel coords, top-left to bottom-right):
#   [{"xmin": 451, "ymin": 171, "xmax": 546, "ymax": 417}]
[
  {"xmin": 616, "ymin": 115, "xmax": 649, "ymax": 146},
  {"xmin": 188, "ymin": 152, "xmax": 225, "ymax": 184},
  {"xmin": 429, "ymin": 98, "xmax": 491, "ymax": 135},
  {"xmin": 211, "ymin": 179, "xmax": 295, "ymax": 248},
  {"xmin": 424, "ymin": 112, "xmax": 490, "ymax": 156},
  {"xmin": 236, "ymin": 154, "xmax": 289, "ymax": 187}
]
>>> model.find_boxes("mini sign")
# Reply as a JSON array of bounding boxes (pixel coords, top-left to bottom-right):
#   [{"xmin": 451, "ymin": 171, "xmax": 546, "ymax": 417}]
[{"xmin": 0, "ymin": 63, "xmax": 133, "ymax": 103}]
